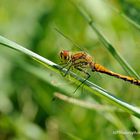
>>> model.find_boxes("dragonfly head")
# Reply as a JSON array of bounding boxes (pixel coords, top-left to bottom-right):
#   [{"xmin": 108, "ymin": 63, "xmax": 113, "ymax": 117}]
[{"xmin": 60, "ymin": 50, "xmax": 71, "ymax": 63}]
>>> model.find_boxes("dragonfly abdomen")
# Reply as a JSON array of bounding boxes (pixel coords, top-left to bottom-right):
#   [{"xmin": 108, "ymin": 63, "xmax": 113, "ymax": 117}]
[{"xmin": 93, "ymin": 63, "xmax": 140, "ymax": 86}]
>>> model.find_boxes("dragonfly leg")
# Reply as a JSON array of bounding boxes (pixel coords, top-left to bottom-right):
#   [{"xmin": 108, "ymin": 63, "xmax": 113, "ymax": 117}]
[
  {"xmin": 63, "ymin": 64, "xmax": 73, "ymax": 77},
  {"xmin": 73, "ymin": 67, "xmax": 90, "ymax": 93},
  {"xmin": 59, "ymin": 62, "xmax": 71, "ymax": 77}
]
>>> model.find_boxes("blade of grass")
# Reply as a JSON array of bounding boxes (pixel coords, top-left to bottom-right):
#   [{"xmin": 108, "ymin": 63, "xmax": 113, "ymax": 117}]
[
  {"xmin": 54, "ymin": 92, "xmax": 115, "ymax": 111},
  {"xmin": 103, "ymin": 0, "xmax": 140, "ymax": 31},
  {"xmin": 0, "ymin": 35, "xmax": 140, "ymax": 118},
  {"xmin": 14, "ymin": 58, "xmax": 82, "ymax": 97},
  {"xmin": 122, "ymin": 13, "xmax": 140, "ymax": 30},
  {"xmin": 54, "ymin": 93, "xmax": 134, "ymax": 140},
  {"xmin": 71, "ymin": 1, "xmax": 140, "ymax": 79}
]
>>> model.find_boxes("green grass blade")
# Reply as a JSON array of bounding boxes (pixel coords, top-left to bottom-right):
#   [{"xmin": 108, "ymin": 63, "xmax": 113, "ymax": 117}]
[
  {"xmin": 0, "ymin": 35, "xmax": 140, "ymax": 118},
  {"xmin": 0, "ymin": 36, "xmax": 58, "ymax": 72},
  {"xmin": 72, "ymin": 2, "xmax": 140, "ymax": 79},
  {"xmin": 104, "ymin": 0, "xmax": 140, "ymax": 31},
  {"xmin": 122, "ymin": 13, "xmax": 140, "ymax": 30}
]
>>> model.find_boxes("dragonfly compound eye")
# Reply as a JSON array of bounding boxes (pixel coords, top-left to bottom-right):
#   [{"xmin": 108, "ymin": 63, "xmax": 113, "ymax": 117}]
[{"xmin": 60, "ymin": 50, "xmax": 70, "ymax": 60}]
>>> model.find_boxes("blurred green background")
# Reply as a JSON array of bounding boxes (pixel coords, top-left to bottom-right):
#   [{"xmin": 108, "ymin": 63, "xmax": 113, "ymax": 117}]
[{"xmin": 0, "ymin": 0, "xmax": 140, "ymax": 140}]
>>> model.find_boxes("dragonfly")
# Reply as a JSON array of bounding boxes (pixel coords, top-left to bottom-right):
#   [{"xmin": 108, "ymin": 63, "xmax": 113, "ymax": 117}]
[
  {"xmin": 55, "ymin": 28, "xmax": 140, "ymax": 90},
  {"xmin": 60, "ymin": 50, "xmax": 140, "ymax": 90}
]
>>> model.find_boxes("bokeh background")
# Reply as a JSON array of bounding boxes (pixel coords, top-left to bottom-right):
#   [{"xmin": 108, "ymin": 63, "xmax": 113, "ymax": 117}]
[{"xmin": 0, "ymin": 0, "xmax": 140, "ymax": 140}]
